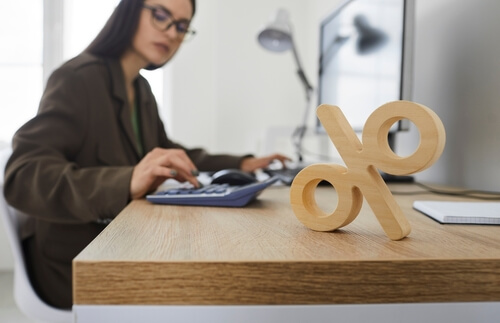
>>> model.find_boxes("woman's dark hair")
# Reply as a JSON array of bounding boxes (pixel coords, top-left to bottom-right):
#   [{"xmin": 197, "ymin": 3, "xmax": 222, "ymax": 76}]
[{"xmin": 86, "ymin": 0, "xmax": 196, "ymax": 70}]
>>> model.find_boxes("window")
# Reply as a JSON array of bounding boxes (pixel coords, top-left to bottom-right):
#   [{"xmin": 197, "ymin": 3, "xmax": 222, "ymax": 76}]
[{"xmin": 0, "ymin": 1, "xmax": 43, "ymax": 143}]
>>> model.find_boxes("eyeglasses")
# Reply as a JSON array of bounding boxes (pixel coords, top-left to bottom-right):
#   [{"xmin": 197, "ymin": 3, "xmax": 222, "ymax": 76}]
[{"xmin": 142, "ymin": 4, "xmax": 196, "ymax": 41}]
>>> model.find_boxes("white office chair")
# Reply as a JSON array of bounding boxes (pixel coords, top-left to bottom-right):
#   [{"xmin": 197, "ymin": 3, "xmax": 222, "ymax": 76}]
[{"xmin": 0, "ymin": 147, "xmax": 74, "ymax": 323}]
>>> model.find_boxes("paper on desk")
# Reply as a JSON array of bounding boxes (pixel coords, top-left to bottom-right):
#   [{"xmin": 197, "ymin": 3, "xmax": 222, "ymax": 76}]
[{"xmin": 413, "ymin": 200, "xmax": 500, "ymax": 224}]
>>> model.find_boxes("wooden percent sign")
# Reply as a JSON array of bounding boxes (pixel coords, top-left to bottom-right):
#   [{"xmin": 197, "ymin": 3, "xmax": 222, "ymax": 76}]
[{"xmin": 290, "ymin": 101, "xmax": 446, "ymax": 240}]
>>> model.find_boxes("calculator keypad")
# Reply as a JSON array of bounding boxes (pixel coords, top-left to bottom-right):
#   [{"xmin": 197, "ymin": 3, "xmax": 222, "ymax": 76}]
[
  {"xmin": 157, "ymin": 184, "xmax": 235, "ymax": 197},
  {"xmin": 146, "ymin": 177, "xmax": 279, "ymax": 207}
]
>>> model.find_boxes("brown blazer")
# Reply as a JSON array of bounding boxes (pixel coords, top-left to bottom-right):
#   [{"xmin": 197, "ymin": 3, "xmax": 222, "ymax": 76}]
[{"xmin": 3, "ymin": 53, "xmax": 248, "ymax": 309}]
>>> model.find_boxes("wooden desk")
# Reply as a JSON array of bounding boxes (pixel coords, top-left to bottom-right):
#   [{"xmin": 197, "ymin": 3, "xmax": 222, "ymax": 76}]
[
  {"xmin": 72, "ymin": 184, "xmax": 500, "ymax": 322},
  {"xmin": 73, "ymin": 184, "xmax": 500, "ymax": 306}
]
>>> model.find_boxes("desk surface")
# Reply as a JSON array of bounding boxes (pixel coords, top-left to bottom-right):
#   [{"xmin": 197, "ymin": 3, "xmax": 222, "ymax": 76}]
[{"xmin": 73, "ymin": 184, "xmax": 500, "ymax": 305}]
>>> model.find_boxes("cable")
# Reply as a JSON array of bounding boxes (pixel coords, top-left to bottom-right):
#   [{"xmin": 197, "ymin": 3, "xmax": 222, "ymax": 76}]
[{"xmin": 391, "ymin": 181, "xmax": 500, "ymax": 201}]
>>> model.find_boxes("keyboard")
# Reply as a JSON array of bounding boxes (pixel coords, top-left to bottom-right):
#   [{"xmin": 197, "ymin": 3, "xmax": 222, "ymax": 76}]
[
  {"xmin": 264, "ymin": 167, "xmax": 414, "ymax": 185},
  {"xmin": 146, "ymin": 177, "xmax": 279, "ymax": 207},
  {"xmin": 263, "ymin": 167, "xmax": 303, "ymax": 185}
]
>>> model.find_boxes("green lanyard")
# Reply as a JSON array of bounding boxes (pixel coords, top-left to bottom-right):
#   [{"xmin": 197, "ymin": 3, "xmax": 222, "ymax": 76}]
[{"xmin": 131, "ymin": 100, "xmax": 144, "ymax": 157}]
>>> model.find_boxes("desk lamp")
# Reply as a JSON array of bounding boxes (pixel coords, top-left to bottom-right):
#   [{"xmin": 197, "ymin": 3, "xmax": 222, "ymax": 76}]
[
  {"xmin": 258, "ymin": 10, "xmax": 387, "ymax": 163},
  {"xmin": 257, "ymin": 9, "xmax": 313, "ymax": 162},
  {"xmin": 353, "ymin": 14, "xmax": 388, "ymax": 55},
  {"xmin": 320, "ymin": 14, "xmax": 388, "ymax": 75}
]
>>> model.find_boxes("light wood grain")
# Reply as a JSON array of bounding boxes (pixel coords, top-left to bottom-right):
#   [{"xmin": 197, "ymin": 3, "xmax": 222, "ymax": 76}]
[
  {"xmin": 73, "ymin": 185, "xmax": 500, "ymax": 305},
  {"xmin": 290, "ymin": 101, "xmax": 446, "ymax": 240}
]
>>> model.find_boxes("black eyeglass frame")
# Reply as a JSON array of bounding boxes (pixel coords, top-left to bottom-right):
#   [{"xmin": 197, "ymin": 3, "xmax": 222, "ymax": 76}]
[{"xmin": 142, "ymin": 4, "xmax": 196, "ymax": 41}]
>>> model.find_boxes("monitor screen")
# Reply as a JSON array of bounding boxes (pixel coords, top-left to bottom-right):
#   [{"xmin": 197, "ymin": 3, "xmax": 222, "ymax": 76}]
[{"xmin": 317, "ymin": 0, "xmax": 414, "ymax": 133}]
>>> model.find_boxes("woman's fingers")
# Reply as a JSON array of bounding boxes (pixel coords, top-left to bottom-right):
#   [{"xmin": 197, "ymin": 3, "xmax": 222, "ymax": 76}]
[
  {"xmin": 130, "ymin": 148, "xmax": 200, "ymax": 199},
  {"xmin": 153, "ymin": 149, "xmax": 199, "ymax": 186},
  {"xmin": 240, "ymin": 153, "xmax": 292, "ymax": 172}
]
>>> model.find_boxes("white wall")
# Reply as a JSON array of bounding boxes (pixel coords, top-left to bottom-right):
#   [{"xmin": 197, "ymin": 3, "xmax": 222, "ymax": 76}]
[
  {"xmin": 398, "ymin": 0, "xmax": 500, "ymax": 190},
  {"xmin": 168, "ymin": 0, "xmax": 500, "ymax": 192},
  {"xmin": 165, "ymin": 0, "xmax": 342, "ymax": 158}
]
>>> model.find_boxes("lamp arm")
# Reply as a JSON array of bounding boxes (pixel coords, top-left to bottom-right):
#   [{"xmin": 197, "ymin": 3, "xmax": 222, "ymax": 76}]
[
  {"xmin": 290, "ymin": 38, "xmax": 314, "ymax": 162},
  {"xmin": 291, "ymin": 41, "xmax": 314, "ymax": 95},
  {"xmin": 291, "ymin": 89, "xmax": 314, "ymax": 162}
]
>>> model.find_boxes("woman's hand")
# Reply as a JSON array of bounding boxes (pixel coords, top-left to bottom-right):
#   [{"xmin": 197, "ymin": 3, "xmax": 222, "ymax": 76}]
[
  {"xmin": 130, "ymin": 148, "xmax": 199, "ymax": 200},
  {"xmin": 240, "ymin": 153, "xmax": 291, "ymax": 172}
]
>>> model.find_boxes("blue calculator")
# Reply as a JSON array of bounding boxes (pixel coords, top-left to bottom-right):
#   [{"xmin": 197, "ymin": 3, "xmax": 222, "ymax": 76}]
[{"xmin": 146, "ymin": 177, "xmax": 279, "ymax": 207}]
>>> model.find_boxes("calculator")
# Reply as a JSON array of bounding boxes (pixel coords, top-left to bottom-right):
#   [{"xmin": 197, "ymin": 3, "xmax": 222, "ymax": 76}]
[{"xmin": 146, "ymin": 177, "xmax": 279, "ymax": 207}]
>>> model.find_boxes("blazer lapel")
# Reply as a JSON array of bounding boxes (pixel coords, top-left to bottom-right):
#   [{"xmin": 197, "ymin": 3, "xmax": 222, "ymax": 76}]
[
  {"xmin": 136, "ymin": 77, "xmax": 156, "ymax": 155},
  {"xmin": 107, "ymin": 59, "xmax": 142, "ymax": 159}
]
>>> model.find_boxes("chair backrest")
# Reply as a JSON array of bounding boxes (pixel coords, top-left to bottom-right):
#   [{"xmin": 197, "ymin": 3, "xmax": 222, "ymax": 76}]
[
  {"xmin": 0, "ymin": 147, "xmax": 21, "ymax": 265},
  {"xmin": 0, "ymin": 147, "xmax": 73, "ymax": 323}
]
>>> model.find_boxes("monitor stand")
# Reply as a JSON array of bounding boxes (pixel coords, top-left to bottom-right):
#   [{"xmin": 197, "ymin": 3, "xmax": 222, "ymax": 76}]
[
  {"xmin": 380, "ymin": 172, "xmax": 414, "ymax": 183},
  {"xmin": 381, "ymin": 132, "xmax": 414, "ymax": 183}
]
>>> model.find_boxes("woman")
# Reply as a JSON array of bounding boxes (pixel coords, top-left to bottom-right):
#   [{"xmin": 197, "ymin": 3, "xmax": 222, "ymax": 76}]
[{"xmin": 3, "ymin": 0, "xmax": 288, "ymax": 309}]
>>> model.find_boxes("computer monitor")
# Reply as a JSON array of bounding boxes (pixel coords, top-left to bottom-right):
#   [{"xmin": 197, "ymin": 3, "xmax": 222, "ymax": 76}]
[{"xmin": 316, "ymin": 0, "xmax": 415, "ymax": 149}]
